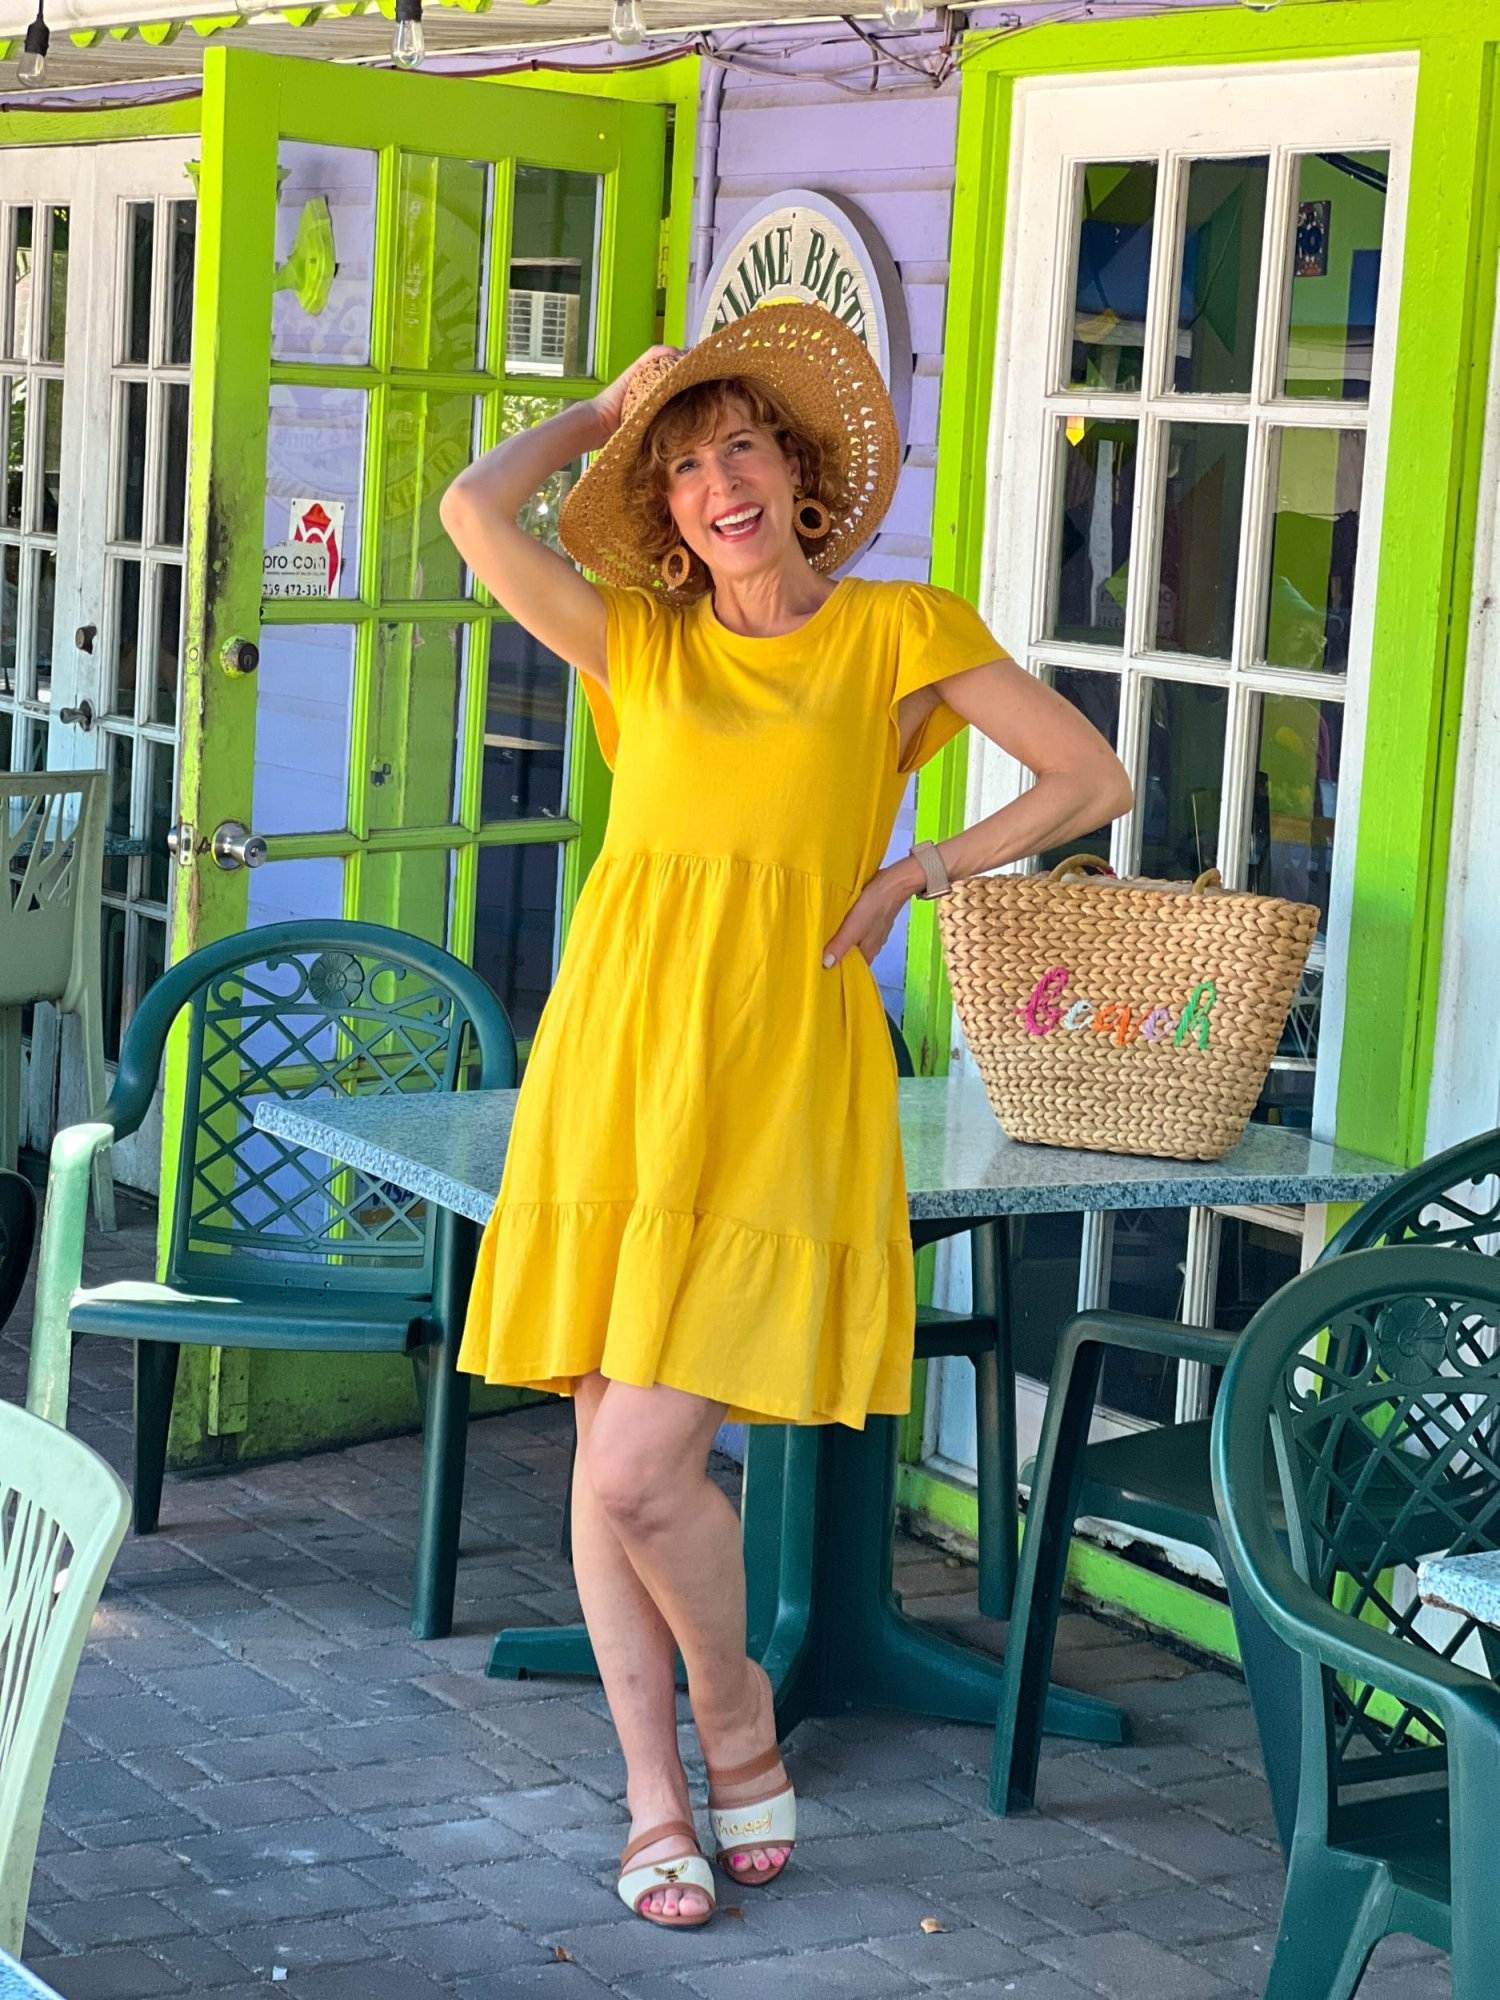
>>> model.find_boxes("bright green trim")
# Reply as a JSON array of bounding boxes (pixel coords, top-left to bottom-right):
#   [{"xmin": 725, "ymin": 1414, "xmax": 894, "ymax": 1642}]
[{"xmin": 0, "ymin": 98, "xmax": 201, "ymax": 145}]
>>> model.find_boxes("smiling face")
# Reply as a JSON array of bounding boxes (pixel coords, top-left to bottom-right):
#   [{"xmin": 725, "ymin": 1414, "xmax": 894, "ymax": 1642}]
[{"xmin": 663, "ymin": 396, "xmax": 802, "ymax": 584}]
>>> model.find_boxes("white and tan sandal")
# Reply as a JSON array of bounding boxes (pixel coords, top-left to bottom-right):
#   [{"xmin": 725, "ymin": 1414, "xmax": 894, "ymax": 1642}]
[
  {"xmin": 617, "ymin": 1817, "xmax": 717, "ymax": 1928},
  {"xmin": 707, "ymin": 1744, "xmax": 797, "ymax": 1884}
]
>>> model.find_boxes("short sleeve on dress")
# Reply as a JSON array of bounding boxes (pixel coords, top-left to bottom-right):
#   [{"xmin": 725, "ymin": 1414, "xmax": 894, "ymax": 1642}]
[
  {"xmin": 580, "ymin": 584, "xmax": 661, "ymax": 771},
  {"xmin": 892, "ymin": 583, "xmax": 1005, "ymax": 775}
]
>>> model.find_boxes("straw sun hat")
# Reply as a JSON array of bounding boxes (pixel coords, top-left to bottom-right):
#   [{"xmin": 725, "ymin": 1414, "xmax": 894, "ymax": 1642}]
[{"xmin": 557, "ymin": 301, "xmax": 901, "ymax": 594}]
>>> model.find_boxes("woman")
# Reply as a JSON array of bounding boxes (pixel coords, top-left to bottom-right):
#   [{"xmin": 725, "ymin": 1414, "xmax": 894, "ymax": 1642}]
[{"xmin": 441, "ymin": 303, "xmax": 1131, "ymax": 1931}]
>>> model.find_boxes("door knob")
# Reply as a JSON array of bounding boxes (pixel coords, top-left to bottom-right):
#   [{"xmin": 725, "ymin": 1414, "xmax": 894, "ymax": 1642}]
[
  {"xmin": 58, "ymin": 699, "xmax": 95, "ymax": 730},
  {"xmin": 210, "ymin": 820, "xmax": 269, "ymax": 871},
  {"xmin": 75, "ymin": 623, "xmax": 96, "ymax": 654}
]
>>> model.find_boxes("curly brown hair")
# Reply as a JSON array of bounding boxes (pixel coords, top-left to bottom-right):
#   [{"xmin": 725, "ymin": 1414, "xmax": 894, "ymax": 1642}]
[{"xmin": 624, "ymin": 375, "xmax": 844, "ymax": 598}]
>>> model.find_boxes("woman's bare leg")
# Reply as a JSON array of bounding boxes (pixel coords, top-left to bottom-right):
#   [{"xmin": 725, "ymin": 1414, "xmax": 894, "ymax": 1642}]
[
  {"xmin": 571, "ymin": 1374, "xmax": 707, "ymax": 1921},
  {"xmin": 585, "ymin": 1380, "xmax": 791, "ymax": 1886}
]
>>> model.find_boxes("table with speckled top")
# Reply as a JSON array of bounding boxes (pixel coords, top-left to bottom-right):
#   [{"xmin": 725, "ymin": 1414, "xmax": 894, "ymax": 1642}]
[{"xmin": 255, "ymin": 1077, "xmax": 1399, "ymax": 1746}]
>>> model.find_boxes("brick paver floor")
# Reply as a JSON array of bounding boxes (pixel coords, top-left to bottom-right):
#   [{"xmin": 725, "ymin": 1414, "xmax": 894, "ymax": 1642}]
[{"xmin": 2, "ymin": 1194, "xmax": 1452, "ymax": 1998}]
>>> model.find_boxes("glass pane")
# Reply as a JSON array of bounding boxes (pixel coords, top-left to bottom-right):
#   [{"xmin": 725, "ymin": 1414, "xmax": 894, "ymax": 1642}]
[
  {"xmin": 1175, "ymin": 159, "xmax": 1267, "ymax": 397},
  {"xmin": 39, "ymin": 378, "xmax": 63, "ymax": 535},
  {"xmin": 167, "ymin": 200, "xmax": 195, "ymax": 366},
  {"xmin": 154, "ymin": 563, "xmax": 183, "ymax": 726},
  {"xmin": 0, "ymin": 544, "xmax": 16, "ymax": 695},
  {"xmin": 1155, "ymin": 423, "xmax": 1248, "ymax": 660},
  {"xmin": 368, "ymin": 622, "xmax": 464, "ymax": 831},
  {"xmin": 1140, "ymin": 678, "xmax": 1228, "ymax": 879},
  {"xmin": 138, "ymin": 916, "xmax": 167, "ymax": 1004},
  {"xmin": 2, "ymin": 376, "xmax": 22, "ymax": 528},
  {"xmin": 1068, "ymin": 163, "xmax": 1156, "ymax": 395},
  {"xmin": 1049, "ymin": 416, "xmax": 1138, "ymax": 646},
  {"xmin": 118, "ymin": 380, "xmax": 148, "ymax": 542},
  {"xmin": 380, "ymin": 391, "xmax": 474, "ymax": 601},
  {"xmin": 481, "ymin": 622, "xmax": 570, "ymax": 823},
  {"xmin": 1009, "ymin": 1212, "xmax": 1084, "ymax": 1387},
  {"xmin": 272, "ymin": 143, "xmax": 377, "ymax": 366},
  {"xmin": 495, "ymin": 396, "xmax": 577, "ymax": 557},
  {"xmin": 1038, "ymin": 668, "xmax": 1120, "ymax": 872},
  {"xmin": 146, "ymin": 741, "xmax": 174, "ymax": 905},
  {"xmin": 252, "ymin": 625, "xmax": 355, "ymax": 834},
  {"xmin": 1283, "ymin": 151, "xmax": 1388, "ymax": 401},
  {"xmin": 1248, "ymin": 691, "xmax": 1342, "ymax": 1064},
  {"xmin": 158, "ymin": 382, "xmax": 189, "ymax": 547},
  {"xmin": 392, "ymin": 154, "xmax": 487, "ymax": 374},
  {"xmin": 264, "ymin": 384, "xmax": 366, "ymax": 599},
  {"xmin": 247, "ymin": 855, "xmax": 347, "ymax": 931},
  {"xmin": 472, "ymin": 839, "xmax": 560, "ymax": 1042},
  {"xmin": 507, "ymin": 168, "xmax": 601, "ymax": 379},
  {"xmin": 30, "ymin": 547, "xmax": 54, "ymax": 703},
  {"xmin": 1103, "ymin": 1209, "xmax": 1190, "ymax": 1421},
  {"xmin": 109, "ymin": 559, "xmax": 142, "ymax": 717},
  {"xmin": 125, "ymin": 202, "xmax": 154, "ymax": 365},
  {"xmin": 44, "ymin": 206, "xmax": 68, "ymax": 363},
  {"xmin": 4, "ymin": 209, "xmax": 33, "ymax": 361},
  {"xmin": 103, "ymin": 736, "xmax": 134, "ymax": 895},
  {"xmin": 101, "ymin": 904, "xmax": 126, "ymax": 1062},
  {"xmin": 1262, "ymin": 427, "xmax": 1365, "ymax": 672},
  {"xmin": 1213, "ymin": 1214, "xmax": 1301, "ymax": 1334}
]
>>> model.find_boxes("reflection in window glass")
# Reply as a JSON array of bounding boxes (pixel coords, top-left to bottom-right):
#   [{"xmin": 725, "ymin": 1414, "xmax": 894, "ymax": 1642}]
[
  {"xmin": 155, "ymin": 564, "xmax": 183, "ymax": 727},
  {"xmin": 118, "ymin": 381, "xmax": 148, "ymax": 542},
  {"xmin": 368, "ymin": 622, "xmax": 464, "ymax": 833},
  {"xmin": 3, "ymin": 210, "xmax": 33, "ymax": 361},
  {"xmin": 101, "ymin": 905, "xmax": 126, "ymax": 1061},
  {"xmin": 0, "ymin": 546, "xmax": 16, "ymax": 696},
  {"xmin": 264, "ymin": 384, "xmax": 367, "ymax": 598},
  {"xmin": 147, "ymin": 742, "xmax": 174, "ymax": 905},
  {"xmin": 167, "ymin": 201, "xmax": 195, "ymax": 367},
  {"xmin": 1104, "ymin": 1209, "xmax": 1190, "ymax": 1420},
  {"xmin": 44, "ymin": 206, "xmax": 68, "ymax": 364},
  {"xmin": 1283, "ymin": 150, "xmax": 1387, "ymax": 400},
  {"xmin": 507, "ymin": 167, "xmax": 600, "ymax": 378},
  {"xmin": 481, "ymin": 622, "xmax": 571, "ymax": 823},
  {"xmin": 252, "ymin": 625, "xmax": 355, "ymax": 834},
  {"xmin": 1175, "ymin": 158, "xmax": 1267, "ymax": 396},
  {"xmin": 126, "ymin": 203, "xmax": 153, "ymax": 364},
  {"xmin": 159, "ymin": 383, "xmax": 190, "ymax": 548},
  {"xmin": 2, "ymin": 377, "xmax": 22, "ymax": 528},
  {"xmin": 1038, "ymin": 668, "xmax": 1120, "ymax": 873},
  {"xmin": 109, "ymin": 559, "xmax": 142, "ymax": 717},
  {"xmin": 103, "ymin": 735, "xmax": 133, "ymax": 895},
  {"xmin": 30, "ymin": 548, "xmax": 54, "ymax": 702},
  {"xmin": 1139, "ymin": 678, "xmax": 1227, "ymax": 880},
  {"xmin": 39, "ymin": 378, "xmax": 63, "ymax": 534},
  {"xmin": 1213, "ymin": 1215, "xmax": 1301, "ymax": 1335},
  {"xmin": 1249, "ymin": 691, "xmax": 1342, "ymax": 1066},
  {"xmin": 247, "ymin": 855, "xmax": 348, "ymax": 931},
  {"xmin": 393, "ymin": 154, "xmax": 488, "ymax": 373},
  {"xmin": 473, "ymin": 838, "xmax": 560, "ymax": 1044},
  {"xmin": 1068, "ymin": 162, "xmax": 1156, "ymax": 394},
  {"xmin": 273, "ymin": 143, "xmax": 377, "ymax": 366},
  {"xmin": 381, "ymin": 391, "xmax": 474, "ymax": 601},
  {"xmin": 1156, "ymin": 424, "xmax": 1247, "ymax": 660},
  {"xmin": 494, "ymin": 396, "xmax": 577, "ymax": 556},
  {"xmin": 1262, "ymin": 427, "xmax": 1364, "ymax": 672},
  {"xmin": 1049, "ymin": 417, "xmax": 1137, "ymax": 646}
]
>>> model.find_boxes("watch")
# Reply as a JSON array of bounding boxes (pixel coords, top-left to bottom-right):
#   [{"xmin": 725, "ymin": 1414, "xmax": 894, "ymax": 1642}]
[{"xmin": 908, "ymin": 840, "xmax": 952, "ymax": 900}]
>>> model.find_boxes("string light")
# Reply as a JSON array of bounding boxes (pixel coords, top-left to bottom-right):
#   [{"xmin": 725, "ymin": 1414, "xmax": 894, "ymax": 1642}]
[
  {"xmin": 611, "ymin": 0, "xmax": 645, "ymax": 45},
  {"xmin": 17, "ymin": 0, "xmax": 49, "ymax": 85},
  {"xmin": 880, "ymin": 0, "xmax": 922, "ymax": 26},
  {"xmin": 391, "ymin": 0, "xmax": 424, "ymax": 69}
]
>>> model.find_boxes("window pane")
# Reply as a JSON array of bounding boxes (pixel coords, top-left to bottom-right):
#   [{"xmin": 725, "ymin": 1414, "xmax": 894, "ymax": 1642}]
[
  {"xmin": 125, "ymin": 202, "xmax": 153, "ymax": 365},
  {"xmin": 481, "ymin": 622, "xmax": 570, "ymax": 823},
  {"xmin": 159, "ymin": 382, "xmax": 190, "ymax": 548},
  {"xmin": 2, "ymin": 376, "xmax": 22, "ymax": 528},
  {"xmin": 273, "ymin": 144, "xmax": 377, "ymax": 367},
  {"xmin": 1175, "ymin": 159, "xmax": 1267, "ymax": 396},
  {"xmin": 30, "ymin": 547, "xmax": 54, "ymax": 704},
  {"xmin": 1103, "ymin": 1209, "xmax": 1190, "ymax": 1421},
  {"xmin": 167, "ymin": 200, "xmax": 195, "ymax": 366},
  {"xmin": 1155, "ymin": 423, "xmax": 1247, "ymax": 660},
  {"xmin": 103, "ymin": 736, "xmax": 134, "ymax": 895},
  {"xmin": 138, "ymin": 916, "xmax": 167, "ymax": 1004},
  {"xmin": 367, "ymin": 621, "xmax": 464, "ymax": 830},
  {"xmin": 507, "ymin": 168, "xmax": 600, "ymax": 379},
  {"xmin": 146, "ymin": 741, "xmax": 174, "ymax": 906},
  {"xmin": 44, "ymin": 205, "xmax": 69, "ymax": 363},
  {"xmin": 101, "ymin": 904, "xmax": 126, "ymax": 1062},
  {"xmin": 1048, "ymin": 417, "xmax": 1138, "ymax": 646},
  {"xmin": 393, "ymin": 154, "xmax": 487, "ymax": 374},
  {"xmin": 1038, "ymin": 667, "xmax": 1120, "ymax": 872},
  {"xmin": 154, "ymin": 563, "xmax": 183, "ymax": 727},
  {"xmin": 247, "ymin": 855, "xmax": 347, "ymax": 931},
  {"xmin": 108, "ymin": 559, "xmax": 142, "ymax": 717},
  {"xmin": 0, "ymin": 544, "xmax": 16, "ymax": 694},
  {"xmin": 380, "ymin": 391, "xmax": 473, "ymax": 601},
  {"xmin": 117, "ymin": 380, "xmax": 148, "ymax": 542},
  {"xmin": 1282, "ymin": 151, "xmax": 1388, "ymax": 401},
  {"xmin": 472, "ymin": 839, "xmax": 560, "ymax": 1042},
  {"xmin": 4, "ymin": 209, "xmax": 33, "ymax": 362},
  {"xmin": 1140, "ymin": 678, "xmax": 1228, "ymax": 880},
  {"xmin": 1009, "ymin": 1212, "xmax": 1084, "ymax": 1388},
  {"xmin": 264, "ymin": 384, "xmax": 366, "ymax": 599},
  {"xmin": 1262, "ymin": 427, "xmax": 1365, "ymax": 672},
  {"xmin": 39, "ymin": 377, "xmax": 63, "ymax": 535},
  {"xmin": 1213, "ymin": 1214, "xmax": 1301, "ymax": 1334},
  {"xmin": 494, "ymin": 395, "xmax": 578, "ymax": 557},
  {"xmin": 1248, "ymin": 691, "xmax": 1342, "ymax": 1066},
  {"xmin": 1068, "ymin": 163, "xmax": 1155, "ymax": 394},
  {"xmin": 252, "ymin": 625, "xmax": 355, "ymax": 834}
]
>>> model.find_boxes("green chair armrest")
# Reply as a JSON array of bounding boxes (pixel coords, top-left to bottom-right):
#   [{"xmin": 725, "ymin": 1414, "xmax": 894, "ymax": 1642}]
[
  {"xmin": 25, "ymin": 1123, "xmax": 114, "ymax": 1427},
  {"xmin": 1063, "ymin": 1309, "xmax": 1237, "ymax": 1370}
]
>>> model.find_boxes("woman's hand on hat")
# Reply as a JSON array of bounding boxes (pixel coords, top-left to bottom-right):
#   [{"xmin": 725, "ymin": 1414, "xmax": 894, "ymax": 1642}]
[
  {"xmin": 590, "ymin": 345, "xmax": 684, "ymax": 438},
  {"xmin": 821, "ymin": 863, "xmax": 918, "ymax": 971}
]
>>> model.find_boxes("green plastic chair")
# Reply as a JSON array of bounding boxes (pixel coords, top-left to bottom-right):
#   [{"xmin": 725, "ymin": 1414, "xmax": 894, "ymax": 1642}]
[
  {"xmin": 992, "ymin": 1124, "xmax": 1500, "ymax": 1845},
  {"xmin": 0, "ymin": 1400, "xmax": 130, "ymax": 1958},
  {"xmin": 23, "ymin": 919, "xmax": 516, "ymax": 1639},
  {"xmin": 1211, "ymin": 1244, "xmax": 1500, "ymax": 1999},
  {"xmin": 0, "ymin": 773, "xmax": 113, "ymax": 1232}
]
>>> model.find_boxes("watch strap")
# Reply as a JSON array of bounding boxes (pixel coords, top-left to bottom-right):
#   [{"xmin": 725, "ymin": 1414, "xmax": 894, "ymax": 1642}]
[{"xmin": 909, "ymin": 840, "xmax": 951, "ymax": 900}]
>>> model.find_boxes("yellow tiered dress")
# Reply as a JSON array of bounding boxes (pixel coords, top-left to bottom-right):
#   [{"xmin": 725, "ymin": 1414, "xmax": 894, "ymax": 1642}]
[{"xmin": 456, "ymin": 577, "xmax": 1003, "ymax": 1428}]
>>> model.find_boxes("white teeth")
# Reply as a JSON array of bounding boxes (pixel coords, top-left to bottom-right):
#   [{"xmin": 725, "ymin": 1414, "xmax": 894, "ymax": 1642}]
[{"xmin": 714, "ymin": 507, "xmax": 761, "ymax": 531}]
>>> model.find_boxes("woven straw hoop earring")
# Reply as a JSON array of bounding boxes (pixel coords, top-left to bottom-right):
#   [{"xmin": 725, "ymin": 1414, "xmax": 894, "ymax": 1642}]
[
  {"xmin": 660, "ymin": 544, "xmax": 693, "ymax": 590},
  {"xmin": 794, "ymin": 494, "xmax": 833, "ymax": 542}
]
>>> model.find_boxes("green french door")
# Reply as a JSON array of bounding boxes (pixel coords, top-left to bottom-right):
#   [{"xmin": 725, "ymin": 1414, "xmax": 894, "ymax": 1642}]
[{"xmin": 174, "ymin": 48, "xmax": 664, "ymax": 1053}]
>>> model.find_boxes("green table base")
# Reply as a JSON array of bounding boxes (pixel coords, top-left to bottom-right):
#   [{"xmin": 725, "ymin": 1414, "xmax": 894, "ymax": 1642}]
[{"xmin": 487, "ymin": 1417, "xmax": 1125, "ymax": 1746}]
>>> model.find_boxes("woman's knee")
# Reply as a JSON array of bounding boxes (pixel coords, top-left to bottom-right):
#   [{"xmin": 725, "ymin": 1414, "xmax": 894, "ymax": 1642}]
[{"xmin": 587, "ymin": 1428, "xmax": 688, "ymax": 1538}]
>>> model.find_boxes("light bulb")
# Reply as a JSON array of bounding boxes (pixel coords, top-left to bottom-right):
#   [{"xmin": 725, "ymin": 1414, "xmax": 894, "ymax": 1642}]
[
  {"xmin": 391, "ymin": 0, "xmax": 424, "ymax": 68},
  {"xmin": 881, "ymin": 0, "xmax": 922, "ymax": 25},
  {"xmin": 18, "ymin": 6, "xmax": 48, "ymax": 84},
  {"xmin": 611, "ymin": 0, "xmax": 645, "ymax": 45}
]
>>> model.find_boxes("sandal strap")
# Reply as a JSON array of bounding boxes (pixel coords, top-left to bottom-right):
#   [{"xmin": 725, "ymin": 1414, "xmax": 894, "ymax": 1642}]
[
  {"xmin": 705, "ymin": 1743, "xmax": 784, "ymax": 1790},
  {"xmin": 620, "ymin": 1818, "xmax": 700, "ymax": 1870},
  {"xmin": 618, "ymin": 1849, "xmax": 716, "ymax": 1917}
]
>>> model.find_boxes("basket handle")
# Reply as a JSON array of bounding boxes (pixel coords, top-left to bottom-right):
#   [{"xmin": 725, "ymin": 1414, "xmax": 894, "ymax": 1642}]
[
  {"xmin": 1045, "ymin": 853, "xmax": 1114, "ymax": 884},
  {"xmin": 1192, "ymin": 868, "xmax": 1224, "ymax": 893}
]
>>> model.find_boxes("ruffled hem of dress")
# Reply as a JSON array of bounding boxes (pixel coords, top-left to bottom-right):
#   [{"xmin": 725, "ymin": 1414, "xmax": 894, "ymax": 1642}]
[{"xmin": 456, "ymin": 1196, "xmax": 914, "ymax": 1430}]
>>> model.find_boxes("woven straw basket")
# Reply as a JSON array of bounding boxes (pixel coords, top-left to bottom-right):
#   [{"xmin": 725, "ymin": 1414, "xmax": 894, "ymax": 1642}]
[{"xmin": 937, "ymin": 854, "xmax": 1319, "ymax": 1162}]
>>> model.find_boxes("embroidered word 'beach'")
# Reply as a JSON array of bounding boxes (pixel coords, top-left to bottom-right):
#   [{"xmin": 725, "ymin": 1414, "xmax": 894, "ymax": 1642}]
[{"xmin": 1017, "ymin": 966, "xmax": 1218, "ymax": 1050}]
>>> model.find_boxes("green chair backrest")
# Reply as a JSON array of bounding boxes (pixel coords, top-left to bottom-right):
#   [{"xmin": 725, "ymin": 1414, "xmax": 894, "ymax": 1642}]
[
  {"xmin": 0, "ymin": 1400, "xmax": 130, "ymax": 1957},
  {"xmin": 1325, "ymin": 1125, "xmax": 1500, "ymax": 1261},
  {"xmin": 1213, "ymin": 1245, "xmax": 1500, "ymax": 1846},
  {"xmin": 0, "ymin": 772, "xmax": 107, "ymax": 1014},
  {"xmin": 110, "ymin": 921, "xmax": 516, "ymax": 1298}
]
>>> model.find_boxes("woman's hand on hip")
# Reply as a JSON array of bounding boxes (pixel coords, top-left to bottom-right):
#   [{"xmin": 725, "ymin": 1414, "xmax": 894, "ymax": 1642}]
[{"xmin": 822, "ymin": 863, "xmax": 921, "ymax": 970}]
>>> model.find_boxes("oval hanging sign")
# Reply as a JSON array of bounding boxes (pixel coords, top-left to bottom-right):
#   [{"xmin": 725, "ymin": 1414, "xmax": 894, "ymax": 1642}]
[{"xmin": 696, "ymin": 189, "xmax": 913, "ymax": 442}]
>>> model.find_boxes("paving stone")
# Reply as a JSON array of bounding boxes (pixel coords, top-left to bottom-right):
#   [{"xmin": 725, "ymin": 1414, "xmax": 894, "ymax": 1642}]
[
  {"xmin": 733, "ymin": 1883, "xmax": 955, "ymax": 1949},
  {"xmin": 174, "ymin": 1778, "xmax": 323, "ymax": 1831},
  {"xmin": 482, "ymin": 1781, "xmax": 622, "ymax": 1836},
  {"xmin": 1100, "ymin": 1810, "xmax": 1273, "ymax": 1881},
  {"xmin": 1031, "ymin": 1927, "xmax": 1243, "ymax": 1998},
  {"xmin": 169, "ymin": 1816, "xmax": 394, "ymax": 1882},
  {"xmin": 214, "ymin": 1914, "xmax": 384, "ymax": 1976},
  {"xmin": 1119, "ymin": 1884, "xmax": 1265, "ymax": 1947},
  {"xmin": 1025, "ymin": 1847, "xmax": 1176, "ymax": 1907},
  {"xmin": 377, "ymin": 1909, "xmax": 543, "ymax": 1978},
  {"xmin": 38, "ymin": 1948, "xmax": 187, "ymax": 1999},
  {"xmin": 942, "ymin": 1976, "xmax": 1098, "ymax": 2000},
  {"xmin": 678, "ymin": 1944, "xmax": 919, "ymax": 1997},
  {"xmin": 42, "ymin": 1763, "xmax": 176, "ymax": 1830},
  {"xmin": 444, "ymin": 1854, "xmax": 624, "ymax": 1931},
  {"xmin": 795, "ymin": 1828, "xmax": 981, "ymax": 1886},
  {"xmin": 37, "ymin": 1843, "xmax": 196, "ymax": 1900},
  {"xmin": 138, "ymin": 1933, "xmax": 254, "ymax": 1990},
  {"xmin": 382, "ymin": 1812, "xmax": 531, "ymax": 1869},
  {"xmin": 62, "ymin": 1696, "xmax": 212, "ymax": 1756},
  {"xmin": 159, "ymin": 1861, "xmax": 388, "ymax": 1931},
  {"xmin": 867, "ymin": 1922, "xmax": 1038, "ymax": 1985},
  {"xmin": 258, "ymin": 1960, "xmax": 455, "ymax": 1999},
  {"xmin": 914, "ymin": 1868, "xmax": 1061, "ymax": 1948},
  {"xmin": 184, "ymin": 1734, "xmax": 337, "ymax": 1782},
  {"xmin": 142, "ymin": 1661, "xmax": 301, "ymax": 1720},
  {"xmin": 29, "ymin": 1893, "xmax": 191, "ymax": 1954},
  {"xmin": 300, "ymin": 1753, "xmax": 504, "ymax": 1813}
]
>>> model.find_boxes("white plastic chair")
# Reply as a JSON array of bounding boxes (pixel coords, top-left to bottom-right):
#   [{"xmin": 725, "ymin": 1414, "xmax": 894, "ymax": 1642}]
[
  {"xmin": 0, "ymin": 774, "xmax": 113, "ymax": 1231},
  {"xmin": 0, "ymin": 1401, "xmax": 129, "ymax": 1958}
]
